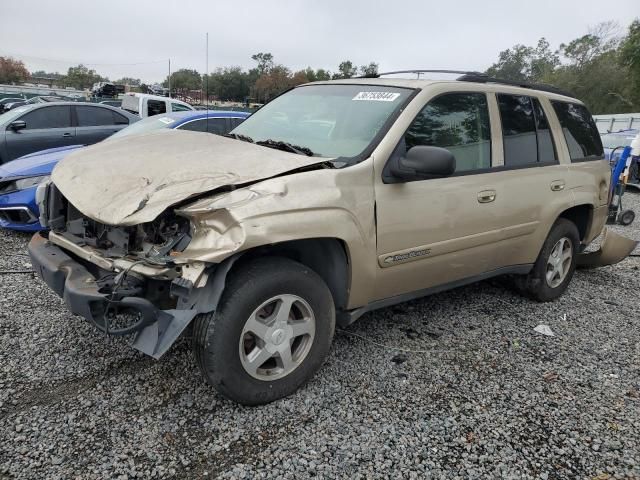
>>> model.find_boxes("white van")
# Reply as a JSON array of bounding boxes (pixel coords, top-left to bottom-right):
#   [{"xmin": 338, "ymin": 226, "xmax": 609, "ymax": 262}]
[{"xmin": 120, "ymin": 93, "xmax": 194, "ymax": 118}]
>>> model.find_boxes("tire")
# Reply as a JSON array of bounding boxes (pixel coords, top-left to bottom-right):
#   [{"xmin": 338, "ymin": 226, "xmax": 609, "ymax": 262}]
[
  {"xmin": 192, "ymin": 257, "xmax": 335, "ymax": 405},
  {"xmin": 515, "ymin": 218, "xmax": 580, "ymax": 302},
  {"xmin": 619, "ymin": 209, "xmax": 635, "ymax": 226}
]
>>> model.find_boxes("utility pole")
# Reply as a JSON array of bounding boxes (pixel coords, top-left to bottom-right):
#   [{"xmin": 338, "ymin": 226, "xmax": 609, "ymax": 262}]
[{"xmin": 168, "ymin": 58, "xmax": 171, "ymax": 98}]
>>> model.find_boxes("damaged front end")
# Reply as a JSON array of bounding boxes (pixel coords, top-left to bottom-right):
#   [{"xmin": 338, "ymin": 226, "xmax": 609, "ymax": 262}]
[
  {"xmin": 29, "ymin": 182, "xmax": 232, "ymax": 358},
  {"xmin": 577, "ymin": 228, "xmax": 639, "ymax": 268}
]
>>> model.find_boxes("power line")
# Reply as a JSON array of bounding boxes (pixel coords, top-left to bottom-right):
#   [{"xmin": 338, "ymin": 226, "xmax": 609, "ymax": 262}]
[{"xmin": 0, "ymin": 51, "xmax": 167, "ymax": 67}]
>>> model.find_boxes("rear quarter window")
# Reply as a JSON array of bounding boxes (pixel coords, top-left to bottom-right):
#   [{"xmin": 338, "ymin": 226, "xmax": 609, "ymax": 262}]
[{"xmin": 551, "ymin": 101, "xmax": 603, "ymax": 161}]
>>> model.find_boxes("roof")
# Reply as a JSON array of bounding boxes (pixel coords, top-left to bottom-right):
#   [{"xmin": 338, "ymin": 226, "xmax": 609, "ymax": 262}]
[{"xmin": 306, "ymin": 77, "xmax": 579, "ymax": 103}]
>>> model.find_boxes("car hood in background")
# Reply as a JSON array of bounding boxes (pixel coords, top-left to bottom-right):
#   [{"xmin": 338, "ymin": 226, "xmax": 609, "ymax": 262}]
[
  {"xmin": 0, "ymin": 145, "xmax": 84, "ymax": 179},
  {"xmin": 52, "ymin": 130, "xmax": 329, "ymax": 226}
]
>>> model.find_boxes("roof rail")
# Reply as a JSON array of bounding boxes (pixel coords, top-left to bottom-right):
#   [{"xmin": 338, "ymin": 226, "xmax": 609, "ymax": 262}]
[{"xmin": 358, "ymin": 69, "xmax": 574, "ymax": 98}]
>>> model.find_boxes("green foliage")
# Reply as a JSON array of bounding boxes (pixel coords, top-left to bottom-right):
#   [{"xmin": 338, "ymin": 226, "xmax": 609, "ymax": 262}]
[
  {"xmin": 114, "ymin": 77, "xmax": 141, "ymax": 86},
  {"xmin": 486, "ymin": 20, "xmax": 640, "ymax": 114},
  {"xmin": 163, "ymin": 68, "xmax": 201, "ymax": 92},
  {"xmin": 359, "ymin": 62, "xmax": 379, "ymax": 77},
  {"xmin": 205, "ymin": 67, "xmax": 251, "ymax": 101},
  {"xmin": 64, "ymin": 64, "xmax": 106, "ymax": 90},
  {"xmin": 333, "ymin": 61, "xmax": 357, "ymax": 79}
]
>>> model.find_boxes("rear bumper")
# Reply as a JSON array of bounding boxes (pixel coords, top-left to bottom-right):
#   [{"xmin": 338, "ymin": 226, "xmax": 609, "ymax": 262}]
[{"xmin": 28, "ymin": 233, "xmax": 196, "ymax": 358}]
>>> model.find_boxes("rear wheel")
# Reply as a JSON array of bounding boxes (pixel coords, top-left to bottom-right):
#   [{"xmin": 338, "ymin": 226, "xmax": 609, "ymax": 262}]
[
  {"xmin": 192, "ymin": 257, "xmax": 335, "ymax": 405},
  {"xmin": 515, "ymin": 218, "xmax": 579, "ymax": 302}
]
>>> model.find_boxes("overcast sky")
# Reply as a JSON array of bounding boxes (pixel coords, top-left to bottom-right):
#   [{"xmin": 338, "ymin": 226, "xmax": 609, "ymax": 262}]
[{"xmin": 1, "ymin": 0, "xmax": 637, "ymax": 83}]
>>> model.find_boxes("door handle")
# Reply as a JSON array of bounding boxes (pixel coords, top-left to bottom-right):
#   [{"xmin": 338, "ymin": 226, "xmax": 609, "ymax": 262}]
[
  {"xmin": 477, "ymin": 190, "xmax": 496, "ymax": 203},
  {"xmin": 62, "ymin": 132, "xmax": 72, "ymax": 138},
  {"xmin": 550, "ymin": 180, "xmax": 565, "ymax": 192}
]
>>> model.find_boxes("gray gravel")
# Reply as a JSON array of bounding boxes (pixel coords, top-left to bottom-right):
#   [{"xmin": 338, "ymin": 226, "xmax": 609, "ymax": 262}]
[{"xmin": 1, "ymin": 193, "xmax": 640, "ymax": 479}]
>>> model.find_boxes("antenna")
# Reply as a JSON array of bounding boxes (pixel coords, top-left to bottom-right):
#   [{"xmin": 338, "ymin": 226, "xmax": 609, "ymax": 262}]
[{"xmin": 206, "ymin": 32, "xmax": 209, "ymax": 132}]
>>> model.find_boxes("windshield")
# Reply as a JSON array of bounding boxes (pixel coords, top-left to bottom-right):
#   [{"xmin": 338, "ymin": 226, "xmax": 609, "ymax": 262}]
[
  {"xmin": 231, "ymin": 84, "xmax": 413, "ymax": 159},
  {"xmin": 601, "ymin": 132, "xmax": 637, "ymax": 149},
  {"xmin": 110, "ymin": 115, "xmax": 176, "ymax": 139}
]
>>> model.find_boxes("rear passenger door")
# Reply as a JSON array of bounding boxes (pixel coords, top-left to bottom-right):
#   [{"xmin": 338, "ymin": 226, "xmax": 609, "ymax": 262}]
[
  {"xmin": 74, "ymin": 105, "xmax": 130, "ymax": 146},
  {"xmin": 490, "ymin": 93, "xmax": 571, "ymax": 269},
  {"xmin": 5, "ymin": 105, "xmax": 74, "ymax": 161}
]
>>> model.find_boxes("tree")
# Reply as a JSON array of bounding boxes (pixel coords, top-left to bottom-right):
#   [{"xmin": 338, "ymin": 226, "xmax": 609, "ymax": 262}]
[
  {"xmin": 163, "ymin": 68, "xmax": 201, "ymax": 95},
  {"xmin": 64, "ymin": 64, "xmax": 105, "ymax": 89},
  {"xmin": 486, "ymin": 38, "xmax": 559, "ymax": 82},
  {"xmin": 303, "ymin": 67, "xmax": 331, "ymax": 82},
  {"xmin": 359, "ymin": 62, "xmax": 379, "ymax": 77},
  {"xmin": 205, "ymin": 67, "xmax": 251, "ymax": 102},
  {"xmin": 332, "ymin": 60, "xmax": 357, "ymax": 79},
  {"xmin": 114, "ymin": 77, "xmax": 141, "ymax": 86},
  {"xmin": 0, "ymin": 57, "xmax": 29, "ymax": 84},
  {"xmin": 251, "ymin": 52, "xmax": 274, "ymax": 75},
  {"xmin": 619, "ymin": 19, "xmax": 640, "ymax": 107},
  {"xmin": 252, "ymin": 65, "xmax": 294, "ymax": 103}
]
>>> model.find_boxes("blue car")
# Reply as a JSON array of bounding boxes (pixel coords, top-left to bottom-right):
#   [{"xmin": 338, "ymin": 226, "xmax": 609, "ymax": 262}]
[{"xmin": 0, "ymin": 110, "xmax": 249, "ymax": 231}]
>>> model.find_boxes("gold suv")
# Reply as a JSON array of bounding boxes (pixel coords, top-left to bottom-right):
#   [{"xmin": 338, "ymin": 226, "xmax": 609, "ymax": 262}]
[{"xmin": 30, "ymin": 71, "xmax": 616, "ymax": 404}]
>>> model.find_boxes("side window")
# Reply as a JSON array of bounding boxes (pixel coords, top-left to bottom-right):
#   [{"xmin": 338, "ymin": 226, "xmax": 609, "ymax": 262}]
[
  {"xmin": 532, "ymin": 98, "xmax": 556, "ymax": 164},
  {"xmin": 177, "ymin": 118, "xmax": 228, "ymax": 135},
  {"xmin": 147, "ymin": 100, "xmax": 166, "ymax": 117},
  {"xmin": 497, "ymin": 94, "xmax": 537, "ymax": 166},
  {"xmin": 171, "ymin": 103, "xmax": 192, "ymax": 112},
  {"xmin": 20, "ymin": 106, "xmax": 72, "ymax": 129},
  {"xmin": 76, "ymin": 106, "xmax": 117, "ymax": 127},
  {"xmin": 497, "ymin": 94, "xmax": 558, "ymax": 166},
  {"xmin": 405, "ymin": 92, "xmax": 491, "ymax": 173},
  {"xmin": 230, "ymin": 117, "xmax": 246, "ymax": 129},
  {"xmin": 112, "ymin": 111, "xmax": 129, "ymax": 125},
  {"xmin": 177, "ymin": 119, "xmax": 207, "ymax": 132},
  {"xmin": 551, "ymin": 101, "xmax": 604, "ymax": 161}
]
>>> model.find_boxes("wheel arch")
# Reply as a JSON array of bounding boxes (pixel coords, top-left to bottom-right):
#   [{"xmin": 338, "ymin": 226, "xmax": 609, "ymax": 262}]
[
  {"xmin": 232, "ymin": 237, "xmax": 351, "ymax": 315},
  {"xmin": 557, "ymin": 203, "xmax": 593, "ymax": 243}
]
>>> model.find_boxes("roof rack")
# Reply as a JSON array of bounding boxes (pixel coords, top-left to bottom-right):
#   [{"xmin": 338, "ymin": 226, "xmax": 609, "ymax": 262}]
[{"xmin": 358, "ymin": 69, "xmax": 574, "ymax": 98}]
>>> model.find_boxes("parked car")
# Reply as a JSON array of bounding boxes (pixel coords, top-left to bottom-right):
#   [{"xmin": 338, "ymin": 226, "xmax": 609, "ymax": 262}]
[
  {"xmin": 2, "ymin": 95, "xmax": 65, "ymax": 111},
  {"xmin": 0, "ymin": 102, "xmax": 139, "ymax": 165},
  {"xmin": 29, "ymin": 74, "xmax": 623, "ymax": 405},
  {"xmin": 120, "ymin": 93, "xmax": 193, "ymax": 118},
  {"xmin": 0, "ymin": 110, "xmax": 248, "ymax": 231},
  {"xmin": 0, "ymin": 97, "xmax": 25, "ymax": 113},
  {"xmin": 91, "ymin": 82, "xmax": 125, "ymax": 98}
]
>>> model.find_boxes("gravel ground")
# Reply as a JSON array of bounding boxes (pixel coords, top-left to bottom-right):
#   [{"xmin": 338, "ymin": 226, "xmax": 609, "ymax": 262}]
[{"xmin": 1, "ymin": 193, "xmax": 639, "ymax": 480}]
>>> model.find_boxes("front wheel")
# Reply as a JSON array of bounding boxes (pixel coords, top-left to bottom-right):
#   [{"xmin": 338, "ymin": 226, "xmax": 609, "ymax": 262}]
[
  {"xmin": 515, "ymin": 218, "xmax": 579, "ymax": 302},
  {"xmin": 192, "ymin": 257, "xmax": 335, "ymax": 405}
]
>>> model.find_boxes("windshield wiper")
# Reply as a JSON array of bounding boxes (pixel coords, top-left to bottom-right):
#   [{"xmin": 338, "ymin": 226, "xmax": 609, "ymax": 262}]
[
  {"xmin": 256, "ymin": 139, "xmax": 315, "ymax": 157},
  {"xmin": 224, "ymin": 133, "xmax": 254, "ymax": 143}
]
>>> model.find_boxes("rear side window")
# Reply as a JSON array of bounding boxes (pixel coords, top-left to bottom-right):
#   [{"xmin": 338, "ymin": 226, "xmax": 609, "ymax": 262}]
[
  {"xmin": 497, "ymin": 94, "xmax": 557, "ymax": 166},
  {"xmin": 20, "ymin": 106, "xmax": 72, "ymax": 129},
  {"xmin": 147, "ymin": 100, "xmax": 166, "ymax": 116},
  {"xmin": 76, "ymin": 106, "xmax": 117, "ymax": 127},
  {"xmin": 551, "ymin": 101, "xmax": 603, "ymax": 161},
  {"xmin": 405, "ymin": 92, "xmax": 491, "ymax": 173},
  {"xmin": 177, "ymin": 118, "xmax": 229, "ymax": 135}
]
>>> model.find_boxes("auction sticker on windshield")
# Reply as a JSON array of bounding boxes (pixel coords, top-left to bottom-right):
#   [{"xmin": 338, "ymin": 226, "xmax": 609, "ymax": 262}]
[
  {"xmin": 352, "ymin": 92, "xmax": 401, "ymax": 102},
  {"xmin": 157, "ymin": 117, "xmax": 175, "ymax": 124}
]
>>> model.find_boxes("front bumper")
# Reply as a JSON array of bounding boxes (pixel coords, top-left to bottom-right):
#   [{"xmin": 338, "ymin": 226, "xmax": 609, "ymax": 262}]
[
  {"xmin": 28, "ymin": 233, "xmax": 197, "ymax": 358},
  {"xmin": 0, "ymin": 186, "xmax": 43, "ymax": 231}
]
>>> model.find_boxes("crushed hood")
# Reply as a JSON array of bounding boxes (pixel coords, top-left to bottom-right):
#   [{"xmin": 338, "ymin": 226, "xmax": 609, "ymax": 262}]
[{"xmin": 51, "ymin": 130, "xmax": 327, "ymax": 225}]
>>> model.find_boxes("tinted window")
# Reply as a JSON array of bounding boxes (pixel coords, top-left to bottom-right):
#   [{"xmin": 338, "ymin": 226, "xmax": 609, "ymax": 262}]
[
  {"xmin": 178, "ymin": 118, "xmax": 228, "ymax": 135},
  {"xmin": 497, "ymin": 94, "xmax": 537, "ymax": 166},
  {"xmin": 405, "ymin": 92, "xmax": 491, "ymax": 172},
  {"xmin": 147, "ymin": 100, "xmax": 166, "ymax": 116},
  {"xmin": 112, "ymin": 111, "xmax": 129, "ymax": 125},
  {"xmin": 21, "ymin": 106, "xmax": 71, "ymax": 129},
  {"xmin": 532, "ymin": 98, "xmax": 557, "ymax": 163},
  {"xmin": 552, "ymin": 101, "xmax": 603, "ymax": 161},
  {"xmin": 171, "ymin": 103, "xmax": 192, "ymax": 112},
  {"xmin": 76, "ymin": 106, "xmax": 117, "ymax": 127},
  {"xmin": 230, "ymin": 117, "xmax": 246, "ymax": 128}
]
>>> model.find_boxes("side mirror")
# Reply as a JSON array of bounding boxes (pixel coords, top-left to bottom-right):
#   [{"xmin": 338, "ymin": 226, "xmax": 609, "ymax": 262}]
[
  {"xmin": 9, "ymin": 120, "xmax": 26, "ymax": 131},
  {"xmin": 389, "ymin": 145, "xmax": 456, "ymax": 181}
]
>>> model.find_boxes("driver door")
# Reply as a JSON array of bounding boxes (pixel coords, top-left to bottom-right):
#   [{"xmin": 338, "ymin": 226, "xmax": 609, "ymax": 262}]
[{"xmin": 373, "ymin": 91, "xmax": 504, "ymax": 300}]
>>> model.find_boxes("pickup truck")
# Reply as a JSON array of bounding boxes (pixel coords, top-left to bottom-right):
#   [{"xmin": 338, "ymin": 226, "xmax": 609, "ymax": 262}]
[{"xmin": 120, "ymin": 93, "xmax": 194, "ymax": 118}]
